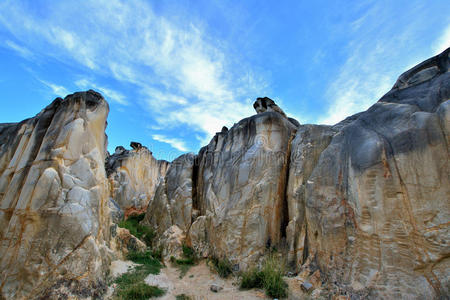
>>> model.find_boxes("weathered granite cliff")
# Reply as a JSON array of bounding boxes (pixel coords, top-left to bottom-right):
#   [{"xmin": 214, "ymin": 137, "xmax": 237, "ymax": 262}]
[
  {"xmin": 0, "ymin": 48, "xmax": 448, "ymax": 299},
  {"xmin": 297, "ymin": 48, "xmax": 450, "ymax": 298},
  {"xmin": 144, "ymin": 48, "xmax": 450, "ymax": 298},
  {"xmin": 0, "ymin": 91, "xmax": 112, "ymax": 299},
  {"xmin": 106, "ymin": 142, "xmax": 169, "ymax": 218}
]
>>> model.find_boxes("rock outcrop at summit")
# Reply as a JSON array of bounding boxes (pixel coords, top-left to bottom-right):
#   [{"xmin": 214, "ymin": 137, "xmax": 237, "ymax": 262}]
[
  {"xmin": 0, "ymin": 91, "xmax": 112, "ymax": 299},
  {"xmin": 106, "ymin": 143, "xmax": 169, "ymax": 217}
]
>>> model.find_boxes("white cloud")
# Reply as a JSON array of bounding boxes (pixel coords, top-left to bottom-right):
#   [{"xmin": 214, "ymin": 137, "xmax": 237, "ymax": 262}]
[
  {"xmin": 317, "ymin": 2, "xmax": 444, "ymax": 125},
  {"xmin": 4, "ymin": 40, "xmax": 33, "ymax": 59},
  {"xmin": 433, "ymin": 25, "xmax": 450, "ymax": 55},
  {"xmin": 75, "ymin": 79, "xmax": 128, "ymax": 105},
  {"xmin": 152, "ymin": 134, "xmax": 188, "ymax": 151},
  {"xmin": 0, "ymin": 0, "xmax": 267, "ymax": 144},
  {"xmin": 38, "ymin": 79, "xmax": 70, "ymax": 97}
]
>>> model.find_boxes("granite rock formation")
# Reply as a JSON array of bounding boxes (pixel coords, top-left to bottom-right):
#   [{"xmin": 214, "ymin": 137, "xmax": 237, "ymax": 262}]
[
  {"xmin": 296, "ymin": 48, "xmax": 450, "ymax": 298},
  {"xmin": 106, "ymin": 143, "xmax": 169, "ymax": 217},
  {"xmin": 0, "ymin": 48, "xmax": 448, "ymax": 299},
  {"xmin": 0, "ymin": 91, "xmax": 112, "ymax": 299},
  {"xmin": 143, "ymin": 153, "xmax": 195, "ymax": 236},
  {"xmin": 144, "ymin": 48, "xmax": 450, "ymax": 298}
]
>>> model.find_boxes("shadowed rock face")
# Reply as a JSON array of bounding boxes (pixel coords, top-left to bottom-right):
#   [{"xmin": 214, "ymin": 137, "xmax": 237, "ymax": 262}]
[
  {"xmin": 0, "ymin": 91, "xmax": 112, "ymax": 299},
  {"xmin": 289, "ymin": 48, "xmax": 450, "ymax": 298},
  {"xmin": 106, "ymin": 143, "xmax": 170, "ymax": 217}
]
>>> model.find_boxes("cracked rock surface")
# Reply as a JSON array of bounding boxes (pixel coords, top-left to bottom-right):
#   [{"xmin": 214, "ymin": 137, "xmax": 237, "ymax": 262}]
[{"xmin": 0, "ymin": 91, "xmax": 112, "ymax": 299}]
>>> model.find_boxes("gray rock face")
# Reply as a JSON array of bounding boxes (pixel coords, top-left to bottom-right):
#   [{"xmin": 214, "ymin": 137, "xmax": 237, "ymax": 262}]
[
  {"xmin": 143, "ymin": 153, "xmax": 195, "ymax": 236},
  {"xmin": 106, "ymin": 143, "xmax": 169, "ymax": 217},
  {"xmin": 0, "ymin": 91, "xmax": 112, "ymax": 299},
  {"xmin": 297, "ymin": 48, "xmax": 450, "ymax": 298}
]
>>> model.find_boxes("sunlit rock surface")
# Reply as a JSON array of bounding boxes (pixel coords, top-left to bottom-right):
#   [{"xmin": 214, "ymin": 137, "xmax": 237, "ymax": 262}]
[
  {"xmin": 0, "ymin": 91, "xmax": 112, "ymax": 299},
  {"xmin": 195, "ymin": 110, "xmax": 297, "ymax": 268},
  {"xmin": 106, "ymin": 143, "xmax": 169, "ymax": 217}
]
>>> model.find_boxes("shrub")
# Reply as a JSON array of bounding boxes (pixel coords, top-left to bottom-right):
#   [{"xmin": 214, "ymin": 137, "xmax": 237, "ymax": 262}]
[
  {"xmin": 116, "ymin": 282, "xmax": 165, "ymax": 299},
  {"xmin": 239, "ymin": 255, "xmax": 288, "ymax": 298},
  {"xmin": 175, "ymin": 294, "xmax": 192, "ymax": 300},
  {"xmin": 240, "ymin": 268, "xmax": 264, "ymax": 289},
  {"xmin": 210, "ymin": 256, "xmax": 233, "ymax": 278}
]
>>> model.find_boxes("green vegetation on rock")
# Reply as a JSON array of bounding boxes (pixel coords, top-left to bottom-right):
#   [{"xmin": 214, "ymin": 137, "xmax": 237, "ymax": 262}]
[{"xmin": 118, "ymin": 213, "xmax": 155, "ymax": 246}]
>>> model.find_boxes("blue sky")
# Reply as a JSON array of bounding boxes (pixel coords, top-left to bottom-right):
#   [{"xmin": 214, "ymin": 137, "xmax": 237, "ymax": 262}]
[{"xmin": 0, "ymin": 0, "xmax": 449, "ymax": 161}]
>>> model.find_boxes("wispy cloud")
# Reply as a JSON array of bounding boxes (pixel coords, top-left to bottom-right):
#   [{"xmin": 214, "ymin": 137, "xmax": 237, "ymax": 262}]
[
  {"xmin": 433, "ymin": 25, "xmax": 450, "ymax": 55},
  {"xmin": 152, "ymin": 134, "xmax": 188, "ymax": 152},
  {"xmin": 4, "ymin": 40, "xmax": 33, "ymax": 59},
  {"xmin": 75, "ymin": 79, "xmax": 128, "ymax": 105},
  {"xmin": 0, "ymin": 0, "xmax": 266, "ymax": 145},
  {"xmin": 38, "ymin": 79, "xmax": 70, "ymax": 97},
  {"xmin": 318, "ymin": 1, "xmax": 445, "ymax": 125}
]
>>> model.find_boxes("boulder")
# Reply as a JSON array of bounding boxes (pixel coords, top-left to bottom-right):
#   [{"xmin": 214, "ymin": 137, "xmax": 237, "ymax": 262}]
[
  {"xmin": 297, "ymin": 47, "xmax": 450, "ymax": 298},
  {"xmin": 156, "ymin": 225, "xmax": 186, "ymax": 262}
]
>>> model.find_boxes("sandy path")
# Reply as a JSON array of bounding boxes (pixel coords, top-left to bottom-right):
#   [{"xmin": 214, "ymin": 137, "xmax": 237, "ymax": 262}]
[
  {"xmin": 145, "ymin": 260, "xmax": 267, "ymax": 300},
  {"xmin": 108, "ymin": 259, "xmax": 308, "ymax": 299}
]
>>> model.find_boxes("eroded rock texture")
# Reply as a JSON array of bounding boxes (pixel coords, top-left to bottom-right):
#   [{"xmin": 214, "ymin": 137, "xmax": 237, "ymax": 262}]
[
  {"xmin": 146, "ymin": 108, "xmax": 298, "ymax": 266},
  {"xmin": 142, "ymin": 153, "xmax": 196, "ymax": 261},
  {"xmin": 0, "ymin": 91, "xmax": 112, "ymax": 299},
  {"xmin": 144, "ymin": 48, "xmax": 449, "ymax": 298},
  {"xmin": 195, "ymin": 111, "xmax": 297, "ymax": 268},
  {"xmin": 295, "ymin": 48, "xmax": 450, "ymax": 298},
  {"xmin": 106, "ymin": 143, "xmax": 169, "ymax": 217}
]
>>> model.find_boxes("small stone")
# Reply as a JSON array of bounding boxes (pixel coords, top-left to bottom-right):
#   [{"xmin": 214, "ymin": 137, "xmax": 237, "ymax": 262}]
[
  {"xmin": 287, "ymin": 271, "xmax": 296, "ymax": 277},
  {"xmin": 301, "ymin": 281, "xmax": 314, "ymax": 292},
  {"xmin": 210, "ymin": 284, "xmax": 223, "ymax": 293}
]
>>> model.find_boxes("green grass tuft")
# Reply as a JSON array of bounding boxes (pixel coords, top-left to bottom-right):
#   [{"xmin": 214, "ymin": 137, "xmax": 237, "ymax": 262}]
[
  {"xmin": 118, "ymin": 213, "xmax": 155, "ymax": 246},
  {"xmin": 115, "ymin": 282, "xmax": 165, "ymax": 299},
  {"xmin": 175, "ymin": 294, "xmax": 192, "ymax": 300},
  {"xmin": 114, "ymin": 251, "xmax": 165, "ymax": 299},
  {"xmin": 240, "ymin": 267, "xmax": 264, "ymax": 289},
  {"xmin": 210, "ymin": 256, "xmax": 233, "ymax": 278},
  {"xmin": 239, "ymin": 254, "xmax": 288, "ymax": 298},
  {"xmin": 171, "ymin": 244, "xmax": 197, "ymax": 278}
]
